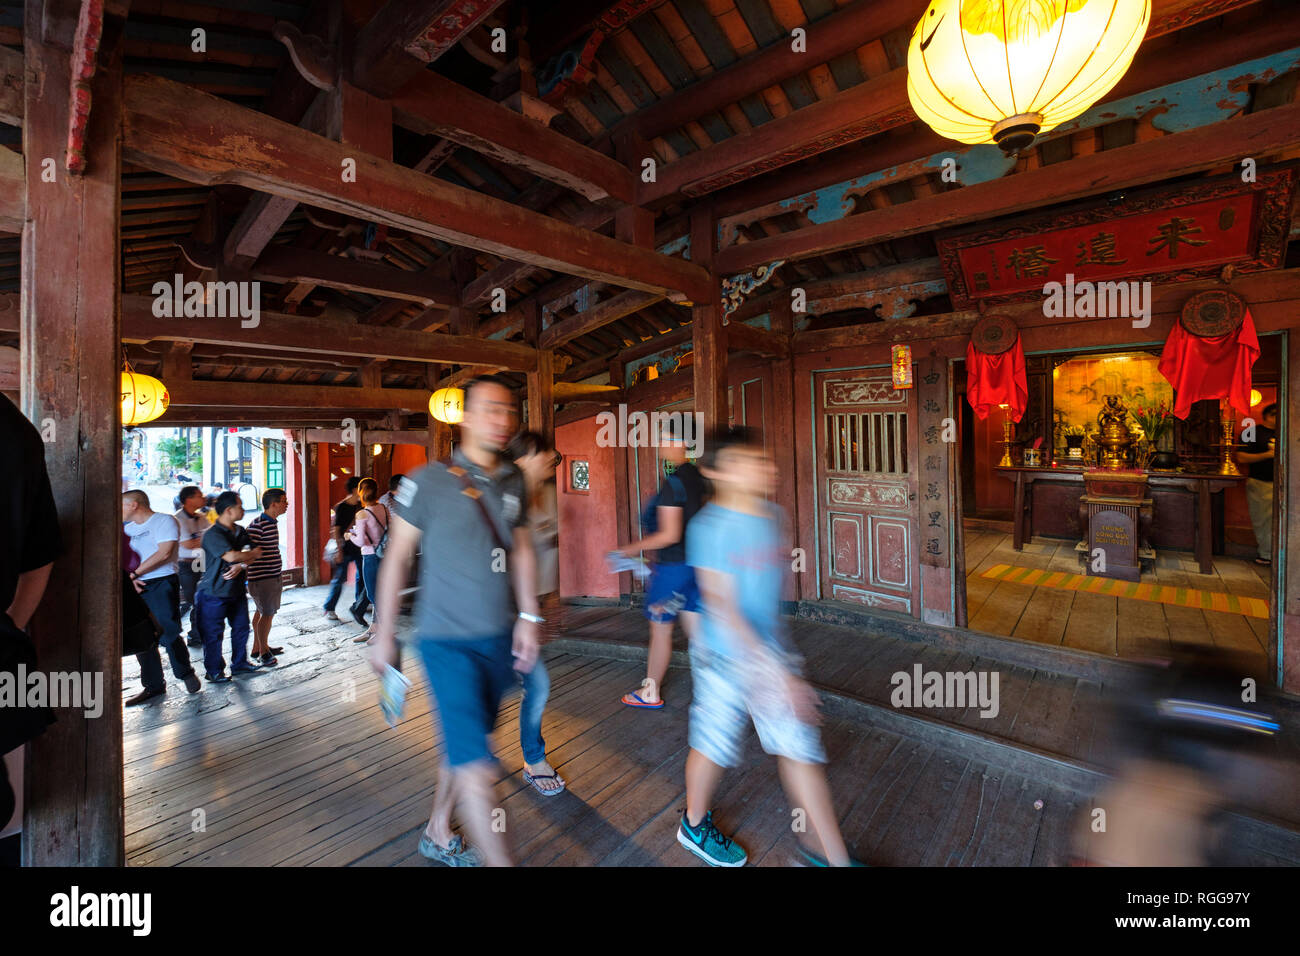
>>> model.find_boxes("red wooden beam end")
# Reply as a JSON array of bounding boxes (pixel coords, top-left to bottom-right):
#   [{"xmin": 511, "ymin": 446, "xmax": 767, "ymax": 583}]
[{"xmin": 65, "ymin": 0, "xmax": 105, "ymax": 175}]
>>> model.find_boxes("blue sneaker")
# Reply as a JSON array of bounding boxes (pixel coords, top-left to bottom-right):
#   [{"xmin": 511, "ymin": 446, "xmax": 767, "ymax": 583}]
[
  {"xmin": 677, "ymin": 811, "xmax": 747, "ymax": 867},
  {"xmin": 417, "ymin": 832, "xmax": 482, "ymax": 867},
  {"xmin": 230, "ymin": 662, "xmax": 261, "ymax": 675},
  {"xmin": 796, "ymin": 843, "xmax": 868, "ymax": 867}
]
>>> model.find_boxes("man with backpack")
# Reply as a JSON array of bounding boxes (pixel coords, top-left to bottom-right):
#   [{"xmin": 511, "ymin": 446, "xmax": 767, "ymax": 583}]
[{"xmin": 610, "ymin": 421, "xmax": 706, "ymax": 708}]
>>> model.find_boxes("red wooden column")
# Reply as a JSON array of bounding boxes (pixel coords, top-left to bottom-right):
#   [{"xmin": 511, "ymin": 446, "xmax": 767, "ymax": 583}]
[
  {"xmin": 608, "ymin": 357, "xmax": 632, "ymax": 599},
  {"xmin": 690, "ymin": 206, "xmax": 727, "ymax": 432},
  {"xmin": 768, "ymin": 296, "xmax": 802, "ymax": 601},
  {"xmin": 20, "ymin": 0, "xmax": 125, "ymax": 865}
]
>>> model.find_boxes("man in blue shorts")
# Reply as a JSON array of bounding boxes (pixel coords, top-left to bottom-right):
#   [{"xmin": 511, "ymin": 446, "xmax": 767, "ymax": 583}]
[
  {"xmin": 611, "ymin": 422, "xmax": 705, "ymax": 708},
  {"xmin": 370, "ymin": 375, "xmax": 540, "ymax": 867}
]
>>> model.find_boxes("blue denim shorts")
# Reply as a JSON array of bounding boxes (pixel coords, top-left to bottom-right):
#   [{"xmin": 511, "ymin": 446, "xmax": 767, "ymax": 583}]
[
  {"xmin": 644, "ymin": 561, "xmax": 700, "ymax": 622},
  {"xmin": 416, "ymin": 634, "xmax": 515, "ymax": 767}
]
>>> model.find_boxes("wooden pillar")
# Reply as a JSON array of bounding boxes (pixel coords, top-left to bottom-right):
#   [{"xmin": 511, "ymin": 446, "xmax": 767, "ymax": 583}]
[
  {"xmin": 768, "ymin": 296, "xmax": 801, "ymax": 601},
  {"xmin": 521, "ymin": 299, "xmax": 554, "ymax": 444},
  {"xmin": 690, "ymin": 206, "xmax": 726, "ymax": 431},
  {"xmin": 609, "ymin": 356, "xmax": 632, "ymax": 599},
  {"xmin": 299, "ymin": 429, "xmax": 322, "ymax": 585},
  {"xmin": 20, "ymin": 0, "xmax": 125, "ymax": 865},
  {"xmin": 1280, "ymin": 329, "xmax": 1298, "ymax": 693}
]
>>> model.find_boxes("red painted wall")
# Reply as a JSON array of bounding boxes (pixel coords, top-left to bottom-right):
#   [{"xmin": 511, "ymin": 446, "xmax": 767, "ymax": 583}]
[
  {"xmin": 972, "ymin": 410, "xmax": 1013, "ymax": 514},
  {"xmin": 556, "ymin": 415, "xmax": 618, "ymax": 599},
  {"xmin": 282, "ymin": 429, "xmax": 301, "ymax": 571},
  {"xmin": 391, "ymin": 443, "xmax": 427, "ymax": 476}
]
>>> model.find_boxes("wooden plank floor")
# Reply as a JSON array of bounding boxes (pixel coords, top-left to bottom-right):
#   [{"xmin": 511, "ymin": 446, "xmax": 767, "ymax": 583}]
[
  {"xmin": 122, "ymin": 590, "xmax": 1089, "ymax": 866},
  {"xmin": 963, "ymin": 530, "xmax": 1271, "ymax": 666}
]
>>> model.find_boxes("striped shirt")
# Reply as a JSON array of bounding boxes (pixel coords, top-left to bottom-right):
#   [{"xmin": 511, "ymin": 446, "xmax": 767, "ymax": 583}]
[{"xmin": 245, "ymin": 513, "xmax": 282, "ymax": 581}]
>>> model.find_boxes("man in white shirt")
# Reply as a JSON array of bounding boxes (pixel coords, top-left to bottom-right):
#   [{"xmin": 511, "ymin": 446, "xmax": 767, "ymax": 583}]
[
  {"xmin": 174, "ymin": 486, "xmax": 207, "ymax": 648},
  {"xmin": 123, "ymin": 490, "xmax": 202, "ymax": 705}
]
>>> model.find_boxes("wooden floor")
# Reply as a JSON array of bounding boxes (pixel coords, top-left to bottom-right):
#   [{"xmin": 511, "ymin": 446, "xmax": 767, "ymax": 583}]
[
  {"xmin": 964, "ymin": 530, "xmax": 1271, "ymax": 667},
  {"xmin": 122, "ymin": 588, "xmax": 1300, "ymax": 865},
  {"xmin": 122, "ymin": 590, "xmax": 1086, "ymax": 867}
]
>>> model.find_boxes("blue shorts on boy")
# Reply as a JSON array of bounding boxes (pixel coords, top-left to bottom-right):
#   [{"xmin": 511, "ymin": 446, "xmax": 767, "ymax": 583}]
[{"xmin": 686, "ymin": 502, "xmax": 825, "ymax": 766}]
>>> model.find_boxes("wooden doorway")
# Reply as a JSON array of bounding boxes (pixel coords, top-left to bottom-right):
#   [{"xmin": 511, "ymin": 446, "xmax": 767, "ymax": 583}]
[{"xmin": 813, "ymin": 369, "xmax": 920, "ymax": 614}]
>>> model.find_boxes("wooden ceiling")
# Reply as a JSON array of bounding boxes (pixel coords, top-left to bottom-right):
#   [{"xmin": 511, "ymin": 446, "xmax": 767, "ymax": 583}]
[{"xmin": 2, "ymin": 0, "xmax": 1299, "ymax": 422}]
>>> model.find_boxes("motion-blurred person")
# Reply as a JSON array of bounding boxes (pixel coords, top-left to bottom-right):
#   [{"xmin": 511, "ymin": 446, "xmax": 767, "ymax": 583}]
[
  {"xmin": 1236, "ymin": 402, "xmax": 1277, "ymax": 566},
  {"xmin": 196, "ymin": 491, "xmax": 264, "ymax": 683},
  {"xmin": 347, "ymin": 478, "xmax": 389, "ymax": 645},
  {"xmin": 680, "ymin": 427, "xmax": 855, "ymax": 867},
  {"xmin": 380, "ymin": 474, "xmax": 404, "ymax": 515},
  {"xmin": 609, "ymin": 420, "xmax": 704, "ymax": 708},
  {"xmin": 1, "ymin": 396, "xmax": 63, "ymax": 865},
  {"xmin": 370, "ymin": 375, "xmax": 540, "ymax": 867},
  {"xmin": 122, "ymin": 490, "xmax": 202, "ymax": 705},
  {"xmin": 247, "ymin": 488, "xmax": 288, "ymax": 665},
  {"xmin": 1072, "ymin": 646, "xmax": 1281, "ymax": 866},
  {"xmin": 323, "ymin": 476, "xmax": 369, "ymax": 627},
  {"xmin": 506, "ymin": 431, "xmax": 564, "ymax": 795},
  {"xmin": 174, "ymin": 485, "xmax": 207, "ymax": 648}
]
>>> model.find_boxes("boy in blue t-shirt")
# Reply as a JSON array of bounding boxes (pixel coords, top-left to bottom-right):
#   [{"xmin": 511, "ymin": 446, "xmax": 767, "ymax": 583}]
[{"xmin": 679, "ymin": 426, "xmax": 856, "ymax": 868}]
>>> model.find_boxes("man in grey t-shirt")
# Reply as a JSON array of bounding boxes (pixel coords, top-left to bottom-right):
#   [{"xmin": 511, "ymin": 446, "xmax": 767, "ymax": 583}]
[{"xmin": 371, "ymin": 375, "xmax": 540, "ymax": 867}]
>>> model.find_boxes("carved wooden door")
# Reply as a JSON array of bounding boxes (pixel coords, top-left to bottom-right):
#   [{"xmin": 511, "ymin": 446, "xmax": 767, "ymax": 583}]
[{"xmin": 814, "ymin": 369, "xmax": 920, "ymax": 615}]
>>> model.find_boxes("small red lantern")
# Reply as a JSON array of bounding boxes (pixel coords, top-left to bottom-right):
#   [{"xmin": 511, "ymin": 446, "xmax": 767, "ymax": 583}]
[{"xmin": 892, "ymin": 344, "xmax": 914, "ymax": 389}]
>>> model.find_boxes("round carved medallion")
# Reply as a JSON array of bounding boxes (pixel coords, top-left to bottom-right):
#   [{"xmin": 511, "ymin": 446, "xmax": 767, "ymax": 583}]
[
  {"xmin": 971, "ymin": 313, "xmax": 1018, "ymax": 355},
  {"xmin": 1181, "ymin": 290, "xmax": 1246, "ymax": 338}
]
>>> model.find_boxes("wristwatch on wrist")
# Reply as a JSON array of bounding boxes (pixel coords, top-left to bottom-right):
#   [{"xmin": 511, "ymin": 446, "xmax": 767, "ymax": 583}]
[{"xmin": 518, "ymin": 611, "xmax": 545, "ymax": 624}]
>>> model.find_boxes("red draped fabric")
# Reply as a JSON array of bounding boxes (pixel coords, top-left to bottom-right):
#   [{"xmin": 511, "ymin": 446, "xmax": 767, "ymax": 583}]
[
  {"xmin": 1158, "ymin": 310, "xmax": 1260, "ymax": 419},
  {"xmin": 966, "ymin": 334, "xmax": 1028, "ymax": 422}
]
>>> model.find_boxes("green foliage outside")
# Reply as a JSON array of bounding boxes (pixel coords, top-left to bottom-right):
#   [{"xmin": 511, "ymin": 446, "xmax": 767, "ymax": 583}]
[{"xmin": 157, "ymin": 435, "xmax": 202, "ymax": 473}]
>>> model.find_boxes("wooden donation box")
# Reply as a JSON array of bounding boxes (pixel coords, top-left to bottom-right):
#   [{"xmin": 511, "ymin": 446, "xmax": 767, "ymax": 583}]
[{"xmin": 1076, "ymin": 472, "xmax": 1153, "ymax": 582}]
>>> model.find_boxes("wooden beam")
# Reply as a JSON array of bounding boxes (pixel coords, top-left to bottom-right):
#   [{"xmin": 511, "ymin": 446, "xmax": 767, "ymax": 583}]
[
  {"xmin": 392, "ymin": 71, "xmax": 636, "ymax": 203},
  {"xmin": 119, "ymin": 294, "xmax": 538, "ymax": 370},
  {"xmin": 527, "ymin": 349, "xmax": 554, "ymax": 444},
  {"xmin": 351, "ymin": 0, "xmax": 508, "ymax": 98},
  {"xmin": 21, "ymin": 0, "xmax": 124, "ymax": 866},
  {"xmin": 168, "ymin": 379, "xmax": 431, "ymax": 411},
  {"xmin": 0, "ymin": 147, "xmax": 23, "ymax": 233},
  {"xmin": 252, "ymin": 245, "xmax": 457, "ymax": 307},
  {"xmin": 123, "ymin": 74, "xmax": 712, "ymax": 301},
  {"xmin": 717, "ymin": 101, "xmax": 1300, "ymax": 273},
  {"xmin": 0, "ymin": 44, "xmax": 23, "ymax": 126},
  {"xmin": 724, "ymin": 321, "xmax": 789, "ymax": 358},
  {"xmin": 224, "ymin": 192, "xmax": 298, "ymax": 268},
  {"xmin": 539, "ymin": 289, "xmax": 663, "ymax": 350}
]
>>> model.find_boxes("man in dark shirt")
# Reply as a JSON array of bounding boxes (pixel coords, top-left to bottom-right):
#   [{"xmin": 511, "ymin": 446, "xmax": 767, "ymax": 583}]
[
  {"xmin": 611, "ymin": 423, "xmax": 706, "ymax": 708},
  {"xmin": 195, "ymin": 491, "xmax": 264, "ymax": 682},
  {"xmin": 323, "ymin": 476, "xmax": 369, "ymax": 626},
  {"xmin": 1237, "ymin": 403, "xmax": 1278, "ymax": 566},
  {"xmin": 1, "ymin": 396, "xmax": 63, "ymax": 861}
]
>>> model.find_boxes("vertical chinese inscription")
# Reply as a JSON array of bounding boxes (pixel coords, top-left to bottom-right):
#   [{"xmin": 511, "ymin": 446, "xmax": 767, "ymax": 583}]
[{"xmin": 918, "ymin": 355, "xmax": 950, "ymax": 569}]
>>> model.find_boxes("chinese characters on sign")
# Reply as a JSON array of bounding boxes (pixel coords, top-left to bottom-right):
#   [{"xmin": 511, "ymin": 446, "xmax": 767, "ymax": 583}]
[
  {"xmin": 936, "ymin": 169, "xmax": 1295, "ymax": 309},
  {"xmin": 918, "ymin": 355, "xmax": 949, "ymax": 570}
]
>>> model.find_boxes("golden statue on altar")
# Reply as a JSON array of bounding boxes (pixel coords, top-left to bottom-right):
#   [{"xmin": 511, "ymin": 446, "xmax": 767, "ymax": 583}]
[{"xmin": 1094, "ymin": 395, "xmax": 1136, "ymax": 470}]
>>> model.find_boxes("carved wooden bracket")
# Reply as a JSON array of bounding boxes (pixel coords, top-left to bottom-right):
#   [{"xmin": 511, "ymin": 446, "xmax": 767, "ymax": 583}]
[
  {"xmin": 721, "ymin": 260, "xmax": 784, "ymax": 323},
  {"xmin": 272, "ymin": 21, "xmax": 337, "ymax": 92}
]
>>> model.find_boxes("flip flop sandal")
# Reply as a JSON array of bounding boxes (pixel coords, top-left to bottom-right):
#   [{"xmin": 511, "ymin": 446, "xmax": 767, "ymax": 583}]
[
  {"xmin": 523, "ymin": 770, "xmax": 567, "ymax": 797},
  {"xmin": 621, "ymin": 692, "xmax": 664, "ymax": 709}
]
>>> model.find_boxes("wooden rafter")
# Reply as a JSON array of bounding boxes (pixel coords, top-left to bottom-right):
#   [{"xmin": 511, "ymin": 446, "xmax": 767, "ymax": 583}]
[
  {"xmin": 122, "ymin": 74, "xmax": 711, "ymax": 300},
  {"xmin": 351, "ymin": 0, "xmax": 508, "ymax": 98}
]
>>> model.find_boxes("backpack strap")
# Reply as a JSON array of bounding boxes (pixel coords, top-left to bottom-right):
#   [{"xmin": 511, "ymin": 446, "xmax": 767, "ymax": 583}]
[{"xmin": 445, "ymin": 463, "xmax": 511, "ymax": 553}]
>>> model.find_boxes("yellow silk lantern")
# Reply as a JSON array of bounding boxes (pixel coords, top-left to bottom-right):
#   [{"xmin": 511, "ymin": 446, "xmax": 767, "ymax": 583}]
[
  {"xmin": 907, "ymin": 0, "xmax": 1151, "ymax": 153},
  {"xmin": 428, "ymin": 387, "xmax": 464, "ymax": 424},
  {"xmin": 892, "ymin": 344, "xmax": 914, "ymax": 389},
  {"xmin": 121, "ymin": 370, "xmax": 169, "ymax": 425}
]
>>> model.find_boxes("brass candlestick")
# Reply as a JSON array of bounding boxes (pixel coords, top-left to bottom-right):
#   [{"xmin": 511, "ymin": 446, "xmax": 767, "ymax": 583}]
[
  {"xmin": 998, "ymin": 406, "xmax": 1015, "ymax": 467},
  {"xmin": 1219, "ymin": 406, "xmax": 1243, "ymax": 476}
]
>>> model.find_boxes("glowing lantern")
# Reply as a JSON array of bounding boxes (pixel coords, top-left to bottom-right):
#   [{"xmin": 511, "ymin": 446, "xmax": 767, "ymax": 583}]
[
  {"xmin": 372, "ymin": 443, "xmax": 383, "ymax": 456},
  {"xmin": 1250, "ymin": 389, "xmax": 1263, "ymax": 407},
  {"xmin": 121, "ymin": 370, "xmax": 169, "ymax": 425},
  {"xmin": 906, "ymin": 0, "xmax": 1151, "ymax": 153},
  {"xmin": 429, "ymin": 387, "xmax": 464, "ymax": 424},
  {"xmin": 892, "ymin": 344, "xmax": 914, "ymax": 389}
]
